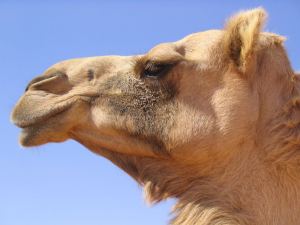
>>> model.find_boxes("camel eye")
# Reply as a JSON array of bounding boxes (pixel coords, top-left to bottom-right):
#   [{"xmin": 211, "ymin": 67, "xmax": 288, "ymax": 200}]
[
  {"xmin": 87, "ymin": 69, "xmax": 95, "ymax": 81},
  {"xmin": 142, "ymin": 63, "xmax": 172, "ymax": 78}
]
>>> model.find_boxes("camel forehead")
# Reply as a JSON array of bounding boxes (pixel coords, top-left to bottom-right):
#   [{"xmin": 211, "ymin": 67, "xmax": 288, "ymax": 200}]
[
  {"xmin": 179, "ymin": 30, "xmax": 223, "ymax": 43},
  {"xmin": 148, "ymin": 30, "xmax": 223, "ymax": 62},
  {"xmin": 45, "ymin": 30, "xmax": 224, "ymax": 74}
]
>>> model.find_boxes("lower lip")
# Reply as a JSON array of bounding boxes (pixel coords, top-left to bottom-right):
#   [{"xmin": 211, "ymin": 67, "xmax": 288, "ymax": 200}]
[{"xmin": 19, "ymin": 127, "xmax": 35, "ymax": 147}]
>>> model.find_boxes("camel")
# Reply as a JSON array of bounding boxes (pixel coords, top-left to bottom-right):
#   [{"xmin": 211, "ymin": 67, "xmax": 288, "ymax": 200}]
[{"xmin": 11, "ymin": 8, "xmax": 300, "ymax": 225}]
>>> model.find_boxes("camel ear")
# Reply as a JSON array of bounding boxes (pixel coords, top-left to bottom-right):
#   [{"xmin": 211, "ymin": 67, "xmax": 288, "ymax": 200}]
[{"xmin": 223, "ymin": 8, "xmax": 267, "ymax": 73}]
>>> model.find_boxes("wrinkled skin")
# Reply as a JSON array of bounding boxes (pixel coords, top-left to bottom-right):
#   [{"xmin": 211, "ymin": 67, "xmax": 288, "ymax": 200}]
[{"xmin": 11, "ymin": 8, "xmax": 300, "ymax": 225}]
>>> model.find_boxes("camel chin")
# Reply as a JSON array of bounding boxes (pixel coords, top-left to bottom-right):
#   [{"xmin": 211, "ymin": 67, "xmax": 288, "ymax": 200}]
[{"xmin": 18, "ymin": 121, "xmax": 69, "ymax": 147}]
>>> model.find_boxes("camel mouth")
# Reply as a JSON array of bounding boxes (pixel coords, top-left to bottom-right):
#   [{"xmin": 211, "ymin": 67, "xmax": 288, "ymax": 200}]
[
  {"xmin": 11, "ymin": 103, "xmax": 72, "ymax": 129},
  {"xmin": 11, "ymin": 93, "xmax": 94, "ymax": 129},
  {"xmin": 14, "ymin": 106, "xmax": 73, "ymax": 147}
]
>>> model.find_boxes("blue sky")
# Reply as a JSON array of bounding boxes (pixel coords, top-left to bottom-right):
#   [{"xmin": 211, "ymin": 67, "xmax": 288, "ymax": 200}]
[{"xmin": 1, "ymin": 1, "xmax": 300, "ymax": 225}]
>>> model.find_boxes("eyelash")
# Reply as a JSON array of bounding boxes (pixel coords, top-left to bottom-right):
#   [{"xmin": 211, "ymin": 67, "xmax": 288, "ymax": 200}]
[
  {"xmin": 142, "ymin": 63, "xmax": 173, "ymax": 78},
  {"xmin": 87, "ymin": 69, "xmax": 94, "ymax": 81}
]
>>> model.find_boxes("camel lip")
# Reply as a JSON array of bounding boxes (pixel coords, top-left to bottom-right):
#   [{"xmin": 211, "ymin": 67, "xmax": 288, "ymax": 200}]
[
  {"xmin": 13, "ymin": 120, "xmax": 41, "ymax": 129},
  {"xmin": 11, "ymin": 104, "xmax": 72, "ymax": 129},
  {"xmin": 11, "ymin": 94, "xmax": 97, "ymax": 129}
]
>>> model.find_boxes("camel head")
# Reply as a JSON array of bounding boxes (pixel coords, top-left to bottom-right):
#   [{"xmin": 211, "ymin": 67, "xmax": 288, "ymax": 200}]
[{"xmin": 11, "ymin": 8, "xmax": 300, "ymax": 225}]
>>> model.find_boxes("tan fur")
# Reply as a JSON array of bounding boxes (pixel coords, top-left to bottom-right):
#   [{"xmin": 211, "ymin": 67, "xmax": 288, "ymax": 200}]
[
  {"xmin": 223, "ymin": 8, "xmax": 267, "ymax": 72},
  {"xmin": 11, "ymin": 8, "xmax": 300, "ymax": 225}
]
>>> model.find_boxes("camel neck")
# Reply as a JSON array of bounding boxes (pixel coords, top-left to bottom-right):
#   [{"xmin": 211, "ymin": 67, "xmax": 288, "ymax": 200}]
[{"xmin": 171, "ymin": 146, "xmax": 300, "ymax": 225}]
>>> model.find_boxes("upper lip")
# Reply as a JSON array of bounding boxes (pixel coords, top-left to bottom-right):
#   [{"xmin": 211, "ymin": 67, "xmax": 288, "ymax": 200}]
[
  {"xmin": 11, "ymin": 93, "xmax": 99, "ymax": 128},
  {"xmin": 12, "ymin": 104, "xmax": 72, "ymax": 129}
]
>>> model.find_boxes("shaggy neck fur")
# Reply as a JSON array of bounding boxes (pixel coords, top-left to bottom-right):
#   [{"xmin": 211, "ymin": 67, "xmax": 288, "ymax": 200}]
[{"xmin": 74, "ymin": 126, "xmax": 300, "ymax": 225}]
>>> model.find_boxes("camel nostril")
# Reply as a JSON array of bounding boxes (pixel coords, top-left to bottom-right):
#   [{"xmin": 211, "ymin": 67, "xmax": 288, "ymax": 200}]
[{"xmin": 25, "ymin": 72, "xmax": 67, "ymax": 92}]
